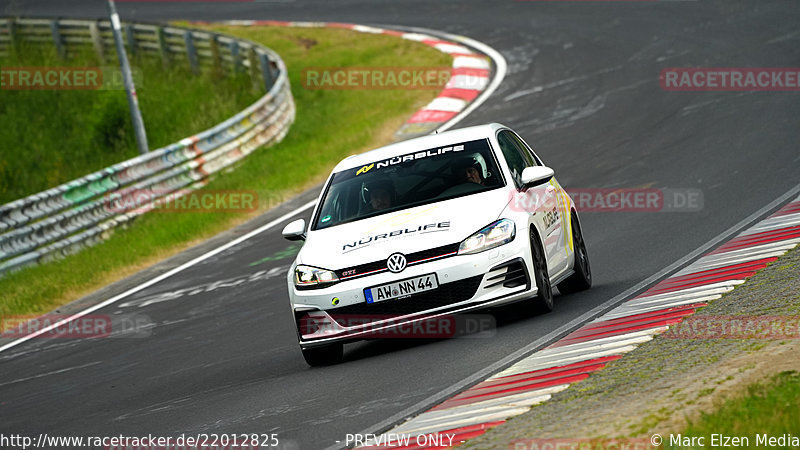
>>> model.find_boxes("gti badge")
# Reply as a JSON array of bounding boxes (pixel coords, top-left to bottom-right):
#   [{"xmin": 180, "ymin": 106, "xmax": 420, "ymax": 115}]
[{"xmin": 386, "ymin": 253, "xmax": 407, "ymax": 273}]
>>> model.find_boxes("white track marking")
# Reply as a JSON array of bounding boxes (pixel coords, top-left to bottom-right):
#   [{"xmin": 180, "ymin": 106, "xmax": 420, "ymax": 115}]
[
  {"xmin": 445, "ymin": 74, "xmax": 490, "ymax": 91},
  {"xmin": 601, "ymin": 295, "xmax": 722, "ymax": 320},
  {"xmin": 423, "ymin": 389, "xmax": 561, "ymax": 416},
  {"xmin": 390, "ymin": 408, "xmax": 530, "ymax": 436},
  {"xmin": 423, "ymin": 97, "xmax": 468, "ymax": 112},
  {"xmin": 672, "ymin": 243, "xmax": 797, "ymax": 276},
  {"xmin": 0, "ymin": 200, "xmax": 317, "ymax": 354},
  {"xmin": 672, "ymin": 249, "xmax": 791, "ymax": 276},
  {"xmin": 493, "ymin": 338, "xmax": 651, "ymax": 378},
  {"xmin": 351, "ymin": 25, "xmax": 384, "ymax": 34},
  {"xmin": 625, "ymin": 289, "xmax": 725, "ymax": 306},
  {"xmin": 740, "ymin": 212, "xmax": 800, "ymax": 234},
  {"xmin": 388, "ymin": 25, "xmax": 507, "ymax": 133},
  {"xmin": 453, "ymin": 56, "xmax": 490, "ymax": 70},
  {"xmin": 433, "ymin": 43, "xmax": 472, "ymax": 54},
  {"xmin": 400, "ymin": 33, "xmax": 436, "ymax": 42},
  {"xmin": 0, "ymin": 361, "xmax": 101, "ymax": 388},
  {"xmin": 635, "ymin": 279, "xmax": 745, "ymax": 298},
  {"xmin": 546, "ymin": 328, "xmax": 663, "ymax": 352},
  {"xmin": 709, "ymin": 239, "xmax": 799, "ymax": 257}
]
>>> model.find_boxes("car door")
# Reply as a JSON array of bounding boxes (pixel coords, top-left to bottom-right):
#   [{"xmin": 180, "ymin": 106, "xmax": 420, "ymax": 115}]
[{"xmin": 496, "ymin": 130, "xmax": 568, "ymax": 276}]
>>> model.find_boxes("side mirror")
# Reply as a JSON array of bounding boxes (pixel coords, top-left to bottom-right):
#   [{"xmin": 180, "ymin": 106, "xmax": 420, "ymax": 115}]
[
  {"xmin": 521, "ymin": 166, "xmax": 555, "ymax": 187},
  {"xmin": 282, "ymin": 218, "xmax": 306, "ymax": 241}
]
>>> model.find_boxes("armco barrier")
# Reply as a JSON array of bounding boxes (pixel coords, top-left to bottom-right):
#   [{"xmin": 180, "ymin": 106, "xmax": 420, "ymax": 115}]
[
  {"xmin": 0, "ymin": 18, "xmax": 279, "ymax": 87},
  {"xmin": 0, "ymin": 19, "xmax": 295, "ymax": 275}
]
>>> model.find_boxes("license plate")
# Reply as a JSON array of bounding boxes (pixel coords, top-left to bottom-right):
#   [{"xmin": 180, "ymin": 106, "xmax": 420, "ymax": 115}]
[{"xmin": 364, "ymin": 274, "xmax": 439, "ymax": 304}]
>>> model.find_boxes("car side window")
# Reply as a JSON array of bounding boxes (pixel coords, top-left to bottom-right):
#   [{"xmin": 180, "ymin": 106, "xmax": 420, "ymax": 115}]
[
  {"xmin": 510, "ymin": 132, "xmax": 542, "ymax": 166},
  {"xmin": 497, "ymin": 130, "xmax": 533, "ymax": 188}
]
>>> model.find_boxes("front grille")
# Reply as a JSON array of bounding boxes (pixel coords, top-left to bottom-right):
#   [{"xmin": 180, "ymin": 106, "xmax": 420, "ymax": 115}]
[
  {"xmin": 328, "ymin": 274, "xmax": 483, "ymax": 326},
  {"xmin": 336, "ymin": 242, "xmax": 460, "ymax": 280}
]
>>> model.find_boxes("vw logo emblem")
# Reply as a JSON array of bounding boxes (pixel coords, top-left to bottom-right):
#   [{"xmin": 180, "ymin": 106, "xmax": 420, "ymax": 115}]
[{"xmin": 386, "ymin": 253, "xmax": 407, "ymax": 273}]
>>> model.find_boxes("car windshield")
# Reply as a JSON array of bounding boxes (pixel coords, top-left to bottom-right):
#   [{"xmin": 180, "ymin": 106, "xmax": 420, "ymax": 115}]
[{"xmin": 312, "ymin": 138, "xmax": 504, "ymax": 230}]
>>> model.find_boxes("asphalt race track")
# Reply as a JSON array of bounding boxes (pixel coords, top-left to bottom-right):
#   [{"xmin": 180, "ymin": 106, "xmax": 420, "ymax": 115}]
[{"xmin": 1, "ymin": 1, "xmax": 799, "ymax": 449}]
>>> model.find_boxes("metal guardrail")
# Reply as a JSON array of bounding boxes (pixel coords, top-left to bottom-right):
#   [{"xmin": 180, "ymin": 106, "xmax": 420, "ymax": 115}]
[
  {"xmin": 0, "ymin": 18, "xmax": 279, "ymax": 87},
  {"xmin": 0, "ymin": 18, "xmax": 295, "ymax": 275}
]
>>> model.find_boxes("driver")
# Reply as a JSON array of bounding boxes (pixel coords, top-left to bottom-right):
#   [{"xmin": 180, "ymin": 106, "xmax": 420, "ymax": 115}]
[
  {"xmin": 454, "ymin": 153, "xmax": 489, "ymax": 185},
  {"xmin": 363, "ymin": 179, "xmax": 395, "ymax": 211}
]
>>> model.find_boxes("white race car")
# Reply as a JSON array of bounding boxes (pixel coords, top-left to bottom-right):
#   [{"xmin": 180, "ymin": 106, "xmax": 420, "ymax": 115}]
[{"xmin": 282, "ymin": 123, "xmax": 591, "ymax": 366}]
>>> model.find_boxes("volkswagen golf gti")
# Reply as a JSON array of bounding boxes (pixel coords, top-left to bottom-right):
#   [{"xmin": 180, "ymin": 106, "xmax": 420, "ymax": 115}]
[{"xmin": 282, "ymin": 123, "xmax": 591, "ymax": 366}]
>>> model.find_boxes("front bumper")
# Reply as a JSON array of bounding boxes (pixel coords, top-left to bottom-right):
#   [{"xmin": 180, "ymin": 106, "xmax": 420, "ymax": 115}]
[{"xmin": 290, "ymin": 243, "xmax": 535, "ymax": 347}]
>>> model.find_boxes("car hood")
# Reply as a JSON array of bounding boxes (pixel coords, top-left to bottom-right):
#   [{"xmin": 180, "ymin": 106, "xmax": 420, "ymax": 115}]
[{"xmin": 297, "ymin": 188, "xmax": 511, "ymax": 269}]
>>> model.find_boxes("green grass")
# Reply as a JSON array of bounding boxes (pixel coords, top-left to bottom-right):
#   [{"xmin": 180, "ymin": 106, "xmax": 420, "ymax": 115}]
[
  {"xmin": 0, "ymin": 26, "xmax": 451, "ymax": 317},
  {"xmin": 0, "ymin": 44, "xmax": 259, "ymax": 203},
  {"xmin": 668, "ymin": 371, "xmax": 800, "ymax": 449}
]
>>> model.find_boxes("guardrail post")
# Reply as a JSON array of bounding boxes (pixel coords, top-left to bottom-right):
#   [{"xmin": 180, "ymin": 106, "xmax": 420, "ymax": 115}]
[
  {"xmin": 50, "ymin": 19, "xmax": 66, "ymax": 59},
  {"xmin": 8, "ymin": 17, "xmax": 17, "ymax": 50},
  {"xmin": 184, "ymin": 30, "xmax": 198, "ymax": 74},
  {"xmin": 156, "ymin": 26, "xmax": 168, "ymax": 66},
  {"xmin": 107, "ymin": 0, "xmax": 149, "ymax": 155},
  {"xmin": 125, "ymin": 24, "xmax": 136, "ymax": 56},
  {"xmin": 208, "ymin": 34, "xmax": 223, "ymax": 78},
  {"xmin": 247, "ymin": 46, "xmax": 261, "ymax": 91},
  {"xmin": 229, "ymin": 40, "xmax": 240, "ymax": 73},
  {"xmin": 258, "ymin": 52, "xmax": 274, "ymax": 91},
  {"xmin": 89, "ymin": 21, "xmax": 105, "ymax": 61}
]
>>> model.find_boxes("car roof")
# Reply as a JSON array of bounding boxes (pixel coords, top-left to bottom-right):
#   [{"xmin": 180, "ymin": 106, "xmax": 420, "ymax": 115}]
[{"xmin": 332, "ymin": 123, "xmax": 508, "ymax": 173}]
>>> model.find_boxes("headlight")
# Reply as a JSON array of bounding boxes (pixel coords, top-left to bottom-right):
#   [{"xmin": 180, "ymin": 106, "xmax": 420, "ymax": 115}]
[
  {"xmin": 294, "ymin": 265, "xmax": 339, "ymax": 289},
  {"xmin": 458, "ymin": 219, "xmax": 516, "ymax": 255}
]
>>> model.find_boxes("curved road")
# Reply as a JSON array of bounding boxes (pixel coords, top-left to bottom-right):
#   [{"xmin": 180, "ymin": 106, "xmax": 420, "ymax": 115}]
[{"xmin": 1, "ymin": 1, "xmax": 799, "ymax": 449}]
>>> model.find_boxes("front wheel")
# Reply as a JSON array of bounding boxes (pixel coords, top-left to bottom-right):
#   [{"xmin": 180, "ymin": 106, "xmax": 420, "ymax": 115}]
[
  {"xmin": 301, "ymin": 343, "xmax": 343, "ymax": 367},
  {"xmin": 529, "ymin": 228, "xmax": 554, "ymax": 313},
  {"xmin": 557, "ymin": 213, "xmax": 592, "ymax": 294}
]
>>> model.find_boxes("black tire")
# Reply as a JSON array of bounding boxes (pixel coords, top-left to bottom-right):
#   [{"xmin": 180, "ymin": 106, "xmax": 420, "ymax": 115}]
[
  {"xmin": 557, "ymin": 213, "xmax": 592, "ymax": 294},
  {"xmin": 301, "ymin": 343, "xmax": 343, "ymax": 367},
  {"xmin": 529, "ymin": 227, "xmax": 554, "ymax": 313}
]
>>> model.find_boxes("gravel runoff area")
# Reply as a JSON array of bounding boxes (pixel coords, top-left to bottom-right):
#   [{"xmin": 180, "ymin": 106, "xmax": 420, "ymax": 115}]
[{"xmin": 463, "ymin": 244, "xmax": 800, "ymax": 449}]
